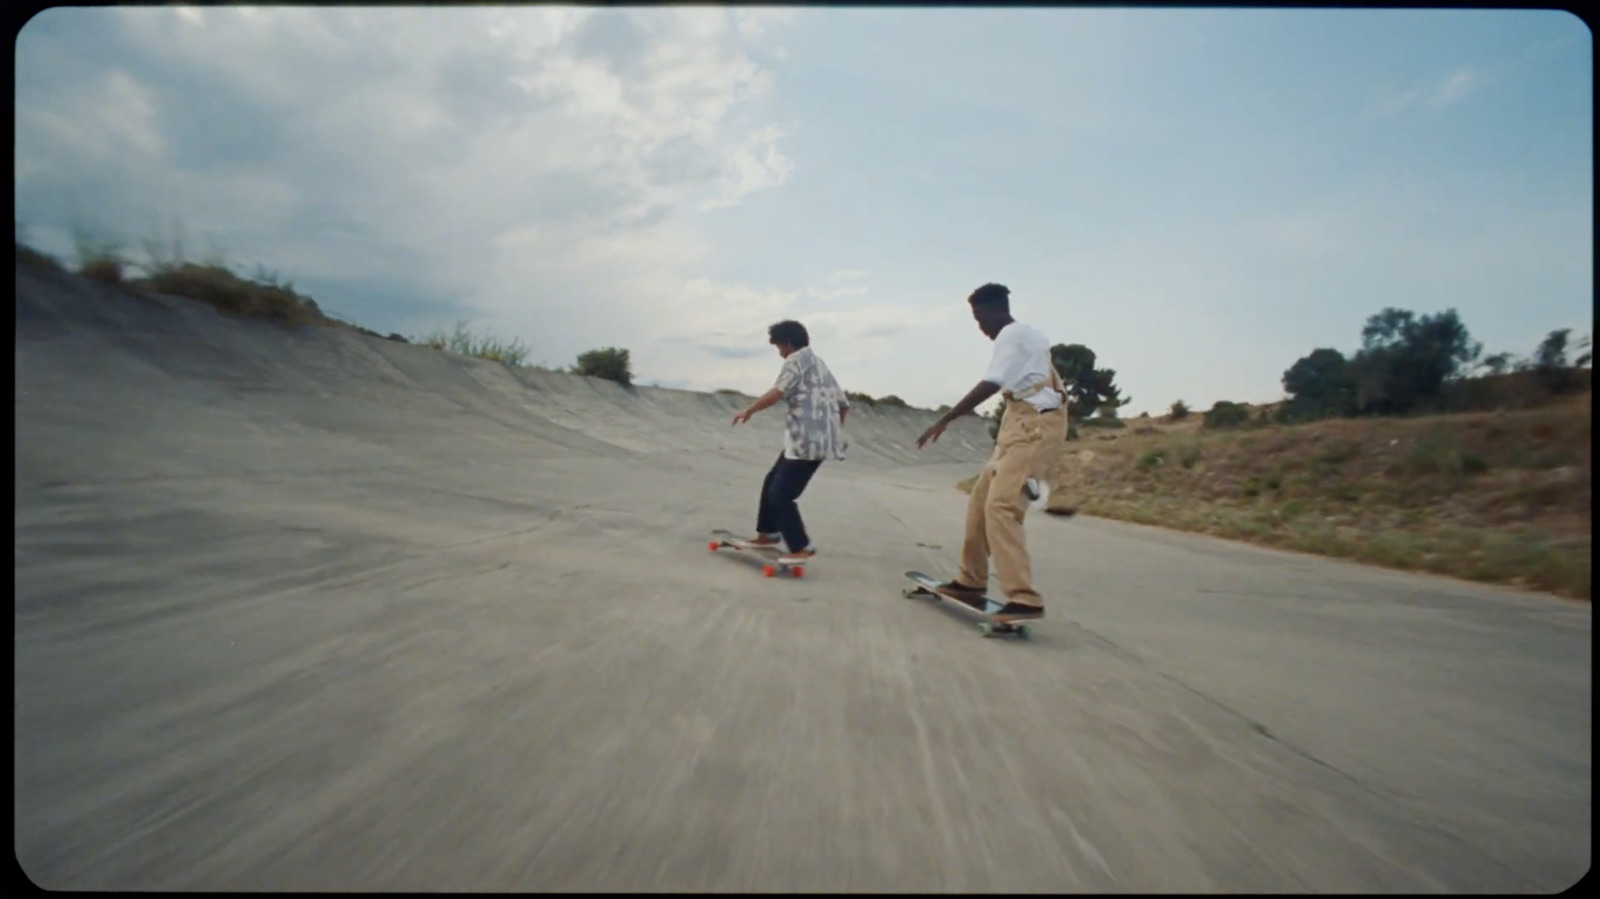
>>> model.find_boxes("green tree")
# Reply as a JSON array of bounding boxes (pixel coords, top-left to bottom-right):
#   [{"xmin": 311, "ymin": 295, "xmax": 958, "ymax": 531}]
[
  {"xmin": 1534, "ymin": 328, "xmax": 1587, "ymax": 394},
  {"xmin": 1049, "ymin": 343, "xmax": 1131, "ymax": 421},
  {"xmin": 985, "ymin": 397, "xmax": 1007, "ymax": 442},
  {"xmin": 985, "ymin": 342, "xmax": 1130, "ymax": 442},
  {"xmin": 1535, "ymin": 328, "xmax": 1571, "ymax": 369},
  {"xmin": 1347, "ymin": 307, "xmax": 1481, "ymax": 415},
  {"xmin": 1479, "ymin": 352, "xmax": 1513, "ymax": 377},
  {"xmin": 1280, "ymin": 347, "xmax": 1357, "ymax": 421}
]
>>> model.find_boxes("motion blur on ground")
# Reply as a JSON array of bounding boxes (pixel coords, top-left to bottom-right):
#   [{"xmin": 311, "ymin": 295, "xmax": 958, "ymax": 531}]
[{"xmin": 14, "ymin": 233, "xmax": 1590, "ymax": 891}]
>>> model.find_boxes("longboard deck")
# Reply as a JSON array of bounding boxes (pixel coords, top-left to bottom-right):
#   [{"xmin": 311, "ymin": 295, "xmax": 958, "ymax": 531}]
[
  {"xmin": 710, "ymin": 529, "xmax": 807, "ymax": 578},
  {"xmin": 902, "ymin": 570, "xmax": 1037, "ymax": 638}
]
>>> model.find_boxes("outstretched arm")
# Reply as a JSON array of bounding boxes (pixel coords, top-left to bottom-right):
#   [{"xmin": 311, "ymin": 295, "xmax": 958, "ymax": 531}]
[
  {"xmin": 733, "ymin": 388, "xmax": 785, "ymax": 425},
  {"xmin": 940, "ymin": 381, "xmax": 1002, "ymax": 424},
  {"xmin": 916, "ymin": 380, "xmax": 1001, "ymax": 448}
]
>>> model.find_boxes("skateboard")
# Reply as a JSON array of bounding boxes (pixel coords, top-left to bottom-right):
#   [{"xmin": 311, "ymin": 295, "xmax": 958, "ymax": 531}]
[
  {"xmin": 902, "ymin": 570, "xmax": 1037, "ymax": 638},
  {"xmin": 709, "ymin": 529, "xmax": 807, "ymax": 578}
]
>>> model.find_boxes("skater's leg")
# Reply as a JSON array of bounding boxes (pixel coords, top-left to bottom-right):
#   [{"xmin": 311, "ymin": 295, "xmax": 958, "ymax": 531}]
[
  {"xmin": 768, "ymin": 457, "xmax": 823, "ymax": 554},
  {"xmin": 986, "ymin": 405, "xmax": 1048, "ymax": 613},
  {"xmin": 752, "ymin": 454, "xmax": 784, "ymax": 544},
  {"xmin": 954, "ymin": 461, "xmax": 996, "ymax": 591}
]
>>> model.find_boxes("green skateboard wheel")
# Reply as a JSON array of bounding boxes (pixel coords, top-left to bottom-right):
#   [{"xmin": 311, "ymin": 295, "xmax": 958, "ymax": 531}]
[{"xmin": 978, "ymin": 622, "xmax": 993, "ymax": 637}]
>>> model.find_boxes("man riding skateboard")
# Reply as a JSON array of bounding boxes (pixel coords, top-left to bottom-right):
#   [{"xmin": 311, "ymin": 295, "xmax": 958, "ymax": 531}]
[
  {"xmin": 915, "ymin": 283, "xmax": 1069, "ymax": 624},
  {"xmin": 732, "ymin": 320, "xmax": 850, "ymax": 565}
]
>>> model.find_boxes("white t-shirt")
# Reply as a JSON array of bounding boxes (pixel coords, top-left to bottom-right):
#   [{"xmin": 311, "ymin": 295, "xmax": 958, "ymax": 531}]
[{"xmin": 983, "ymin": 321, "xmax": 1064, "ymax": 411}]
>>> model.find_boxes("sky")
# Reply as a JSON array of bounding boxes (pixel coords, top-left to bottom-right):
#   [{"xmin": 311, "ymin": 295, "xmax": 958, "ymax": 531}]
[{"xmin": 14, "ymin": 6, "xmax": 1593, "ymax": 415}]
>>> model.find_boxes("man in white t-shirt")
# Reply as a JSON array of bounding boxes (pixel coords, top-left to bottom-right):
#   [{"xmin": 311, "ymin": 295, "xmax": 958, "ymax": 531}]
[{"xmin": 915, "ymin": 283, "xmax": 1070, "ymax": 623}]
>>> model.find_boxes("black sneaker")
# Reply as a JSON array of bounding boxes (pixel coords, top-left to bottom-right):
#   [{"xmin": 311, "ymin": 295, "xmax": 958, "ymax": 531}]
[
  {"xmin": 995, "ymin": 601, "xmax": 1045, "ymax": 622},
  {"xmin": 933, "ymin": 582, "xmax": 990, "ymax": 613}
]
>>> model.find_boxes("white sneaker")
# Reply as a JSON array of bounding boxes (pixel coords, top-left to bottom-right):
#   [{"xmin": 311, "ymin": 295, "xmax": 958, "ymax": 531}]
[{"xmin": 1023, "ymin": 478, "xmax": 1050, "ymax": 509}]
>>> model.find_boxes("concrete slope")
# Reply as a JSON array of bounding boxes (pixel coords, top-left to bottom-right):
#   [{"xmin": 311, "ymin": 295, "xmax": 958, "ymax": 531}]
[{"xmin": 14, "ymin": 263, "xmax": 1591, "ymax": 891}]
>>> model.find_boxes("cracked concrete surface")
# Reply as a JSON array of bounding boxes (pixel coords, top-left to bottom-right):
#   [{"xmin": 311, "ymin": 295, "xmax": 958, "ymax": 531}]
[{"xmin": 14, "ymin": 264, "xmax": 1592, "ymax": 891}]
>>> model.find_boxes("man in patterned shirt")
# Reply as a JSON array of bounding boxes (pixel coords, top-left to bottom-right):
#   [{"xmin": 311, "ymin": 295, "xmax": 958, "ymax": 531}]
[{"xmin": 732, "ymin": 320, "xmax": 850, "ymax": 564}]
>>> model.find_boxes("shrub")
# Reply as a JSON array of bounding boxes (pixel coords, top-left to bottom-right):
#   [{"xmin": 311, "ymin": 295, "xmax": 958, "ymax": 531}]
[
  {"xmin": 1404, "ymin": 426, "xmax": 1492, "ymax": 479},
  {"xmin": 1179, "ymin": 444, "xmax": 1203, "ymax": 469},
  {"xmin": 71, "ymin": 226, "xmax": 130, "ymax": 285},
  {"xmin": 574, "ymin": 346, "xmax": 632, "ymax": 386},
  {"xmin": 79, "ymin": 256, "xmax": 127, "ymax": 285},
  {"xmin": 1169, "ymin": 400, "xmax": 1191, "ymax": 420},
  {"xmin": 1137, "ymin": 449, "xmax": 1166, "ymax": 471},
  {"xmin": 1203, "ymin": 400, "xmax": 1252, "ymax": 430}
]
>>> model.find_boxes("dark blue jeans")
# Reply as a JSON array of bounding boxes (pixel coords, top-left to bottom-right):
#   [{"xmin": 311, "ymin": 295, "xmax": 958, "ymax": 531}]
[{"xmin": 756, "ymin": 453, "xmax": 823, "ymax": 552}]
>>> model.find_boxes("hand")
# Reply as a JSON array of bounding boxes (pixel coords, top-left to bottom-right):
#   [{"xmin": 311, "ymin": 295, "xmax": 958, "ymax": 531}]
[
  {"xmin": 916, "ymin": 419, "xmax": 949, "ymax": 449},
  {"xmin": 732, "ymin": 409, "xmax": 753, "ymax": 426}
]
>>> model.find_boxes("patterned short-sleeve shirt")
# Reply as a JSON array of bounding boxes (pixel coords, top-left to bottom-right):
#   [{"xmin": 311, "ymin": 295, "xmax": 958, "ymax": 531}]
[{"xmin": 773, "ymin": 347, "xmax": 849, "ymax": 461}]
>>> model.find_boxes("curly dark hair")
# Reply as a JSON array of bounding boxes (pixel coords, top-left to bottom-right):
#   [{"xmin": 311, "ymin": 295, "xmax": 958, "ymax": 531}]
[
  {"xmin": 768, "ymin": 320, "xmax": 810, "ymax": 349},
  {"xmin": 967, "ymin": 283, "xmax": 1010, "ymax": 312}
]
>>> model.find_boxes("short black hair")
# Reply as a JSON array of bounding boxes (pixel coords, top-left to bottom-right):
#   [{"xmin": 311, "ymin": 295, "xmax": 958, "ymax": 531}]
[
  {"xmin": 967, "ymin": 283, "xmax": 1010, "ymax": 312},
  {"xmin": 768, "ymin": 319, "xmax": 809, "ymax": 349}
]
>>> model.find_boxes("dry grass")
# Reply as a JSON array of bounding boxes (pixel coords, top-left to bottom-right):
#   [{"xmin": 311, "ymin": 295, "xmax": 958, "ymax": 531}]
[
  {"xmin": 416, "ymin": 320, "xmax": 533, "ymax": 367},
  {"xmin": 139, "ymin": 262, "xmax": 331, "ymax": 325},
  {"xmin": 960, "ymin": 397, "xmax": 1592, "ymax": 600},
  {"xmin": 17, "ymin": 225, "xmax": 541, "ymax": 368}
]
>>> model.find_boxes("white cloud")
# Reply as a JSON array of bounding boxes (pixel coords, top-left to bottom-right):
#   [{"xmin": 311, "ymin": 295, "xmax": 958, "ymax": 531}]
[
  {"xmin": 699, "ymin": 125, "xmax": 795, "ymax": 210},
  {"xmin": 14, "ymin": 6, "xmax": 838, "ymax": 386},
  {"xmin": 1248, "ymin": 213, "xmax": 1335, "ymax": 261},
  {"xmin": 805, "ymin": 285, "xmax": 869, "ymax": 302},
  {"xmin": 1376, "ymin": 67, "xmax": 1482, "ymax": 116},
  {"xmin": 733, "ymin": 7, "xmax": 799, "ymax": 44},
  {"xmin": 17, "ymin": 68, "xmax": 164, "ymax": 167},
  {"xmin": 1434, "ymin": 69, "xmax": 1477, "ymax": 105}
]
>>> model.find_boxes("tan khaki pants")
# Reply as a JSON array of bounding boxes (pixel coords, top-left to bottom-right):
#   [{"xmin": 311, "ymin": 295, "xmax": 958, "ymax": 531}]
[{"xmin": 959, "ymin": 401, "xmax": 1069, "ymax": 605}]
